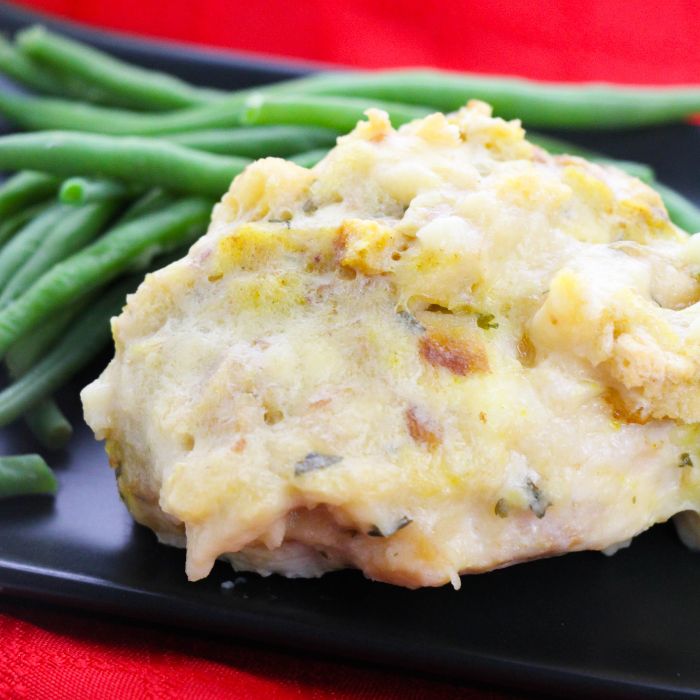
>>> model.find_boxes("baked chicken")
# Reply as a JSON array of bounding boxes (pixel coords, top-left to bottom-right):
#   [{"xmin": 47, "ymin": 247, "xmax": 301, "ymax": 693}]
[{"xmin": 82, "ymin": 102, "xmax": 700, "ymax": 587}]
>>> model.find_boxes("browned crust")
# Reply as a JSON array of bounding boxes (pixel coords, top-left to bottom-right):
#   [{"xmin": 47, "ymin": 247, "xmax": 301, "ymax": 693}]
[{"xmin": 419, "ymin": 333, "xmax": 489, "ymax": 375}]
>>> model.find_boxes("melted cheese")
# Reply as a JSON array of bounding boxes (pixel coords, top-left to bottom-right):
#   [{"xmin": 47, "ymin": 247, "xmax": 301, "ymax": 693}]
[{"xmin": 82, "ymin": 101, "xmax": 700, "ymax": 587}]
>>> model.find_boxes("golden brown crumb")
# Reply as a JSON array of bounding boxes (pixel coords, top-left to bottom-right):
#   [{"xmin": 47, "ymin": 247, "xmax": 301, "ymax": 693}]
[
  {"xmin": 406, "ymin": 407, "xmax": 442, "ymax": 448},
  {"xmin": 419, "ymin": 333, "xmax": 489, "ymax": 375}
]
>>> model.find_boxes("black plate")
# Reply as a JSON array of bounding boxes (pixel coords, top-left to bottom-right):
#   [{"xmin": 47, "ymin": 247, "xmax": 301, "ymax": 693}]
[{"xmin": 0, "ymin": 4, "xmax": 699, "ymax": 698}]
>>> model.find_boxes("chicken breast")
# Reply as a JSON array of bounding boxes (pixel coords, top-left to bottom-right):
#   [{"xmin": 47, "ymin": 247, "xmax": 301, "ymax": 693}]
[{"xmin": 82, "ymin": 101, "xmax": 700, "ymax": 588}]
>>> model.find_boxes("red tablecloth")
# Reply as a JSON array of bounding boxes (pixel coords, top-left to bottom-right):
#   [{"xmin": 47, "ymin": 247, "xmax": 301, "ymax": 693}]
[
  {"xmin": 8, "ymin": 0, "xmax": 700, "ymax": 83},
  {"xmin": 1, "ymin": 598, "xmax": 528, "ymax": 700},
  {"xmin": 1, "ymin": 2, "xmax": 699, "ymax": 699}
]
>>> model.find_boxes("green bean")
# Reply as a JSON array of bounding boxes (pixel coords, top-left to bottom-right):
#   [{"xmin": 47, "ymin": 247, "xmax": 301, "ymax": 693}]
[
  {"xmin": 0, "ymin": 132, "xmax": 249, "ymax": 197},
  {"xmin": 60, "ymin": 177, "xmax": 137, "ymax": 205},
  {"xmin": 242, "ymin": 94, "xmax": 431, "ymax": 132},
  {"xmin": 0, "ymin": 454, "xmax": 57, "ymax": 498},
  {"xmin": 117, "ymin": 189, "xmax": 175, "ymax": 224},
  {"xmin": 6, "ymin": 306, "xmax": 79, "ymax": 376},
  {"xmin": 23, "ymin": 400, "xmax": 72, "ymax": 450},
  {"xmin": 4, "ymin": 57, "xmax": 700, "ymax": 134},
  {"xmin": 17, "ymin": 26, "xmax": 223, "ymax": 111},
  {"xmin": 0, "ymin": 197, "xmax": 212, "ymax": 357},
  {"xmin": 652, "ymin": 183, "xmax": 700, "ymax": 234},
  {"xmin": 168, "ymin": 126, "xmax": 339, "ymax": 157},
  {"xmin": 0, "ymin": 199, "xmax": 122, "ymax": 308},
  {"xmin": 0, "ymin": 203, "xmax": 71, "ymax": 292},
  {"xmin": 0, "ymin": 275, "xmax": 147, "ymax": 427},
  {"xmin": 0, "ymin": 171, "xmax": 58, "ymax": 219},
  {"xmin": 0, "ymin": 33, "xmax": 121, "ymax": 104},
  {"xmin": 289, "ymin": 148, "xmax": 328, "ymax": 168},
  {"xmin": 2, "ymin": 26, "xmax": 316, "ymax": 106},
  {"xmin": 5, "ymin": 297, "xmax": 92, "ymax": 449},
  {"xmin": 0, "ymin": 91, "xmax": 248, "ymax": 135},
  {"xmin": 0, "ymin": 91, "xmax": 424, "ymax": 136},
  {"xmin": 0, "ymin": 68, "xmax": 336, "ymax": 135},
  {"xmin": 0, "ymin": 200, "xmax": 50, "ymax": 247},
  {"xmin": 288, "ymin": 69, "xmax": 700, "ymax": 128},
  {"xmin": 0, "ymin": 34, "xmax": 64, "ymax": 95}
]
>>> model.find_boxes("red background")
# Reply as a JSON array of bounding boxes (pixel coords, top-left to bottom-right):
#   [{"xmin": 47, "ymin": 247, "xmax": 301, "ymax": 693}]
[
  {"xmin": 7, "ymin": 0, "xmax": 700, "ymax": 83},
  {"xmin": 1, "ymin": 1, "xmax": 699, "ymax": 699}
]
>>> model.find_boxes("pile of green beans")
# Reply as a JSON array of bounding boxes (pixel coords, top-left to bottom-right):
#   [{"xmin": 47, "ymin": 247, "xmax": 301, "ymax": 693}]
[{"xmin": 0, "ymin": 25, "xmax": 697, "ymax": 499}]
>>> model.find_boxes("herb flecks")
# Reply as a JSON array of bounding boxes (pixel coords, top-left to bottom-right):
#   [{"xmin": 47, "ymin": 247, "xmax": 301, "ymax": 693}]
[
  {"xmin": 367, "ymin": 515, "xmax": 413, "ymax": 537},
  {"xmin": 477, "ymin": 313, "xmax": 499, "ymax": 330},
  {"xmin": 525, "ymin": 479, "xmax": 551, "ymax": 519},
  {"xmin": 294, "ymin": 452, "xmax": 342, "ymax": 476},
  {"xmin": 302, "ymin": 199, "xmax": 318, "ymax": 214},
  {"xmin": 397, "ymin": 310, "xmax": 425, "ymax": 334},
  {"xmin": 516, "ymin": 334, "xmax": 536, "ymax": 367},
  {"xmin": 679, "ymin": 452, "xmax": 694, "ymax": 468},
  {"xmin": 426, "ymin": 304, "xmax": 453, "ymax": 314},
  {"xmin": 268, "ymin": 218, "xmax": 291, "ymax": 228},
  {"xmin": 494, "ymin": 498, "xmax": 509, "ymax": 518}
]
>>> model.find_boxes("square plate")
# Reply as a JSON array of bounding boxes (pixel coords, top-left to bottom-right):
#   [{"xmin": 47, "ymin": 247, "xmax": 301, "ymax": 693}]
[{"xmin": 0, "ymin": 4, "xmax": 699, "ymax": 698}]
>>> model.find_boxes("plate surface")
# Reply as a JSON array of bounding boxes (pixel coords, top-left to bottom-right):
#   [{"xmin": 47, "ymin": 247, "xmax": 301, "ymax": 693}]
[{"xmin": 0, "ymin": 4, "xmax": 699, "ymax": 698}]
